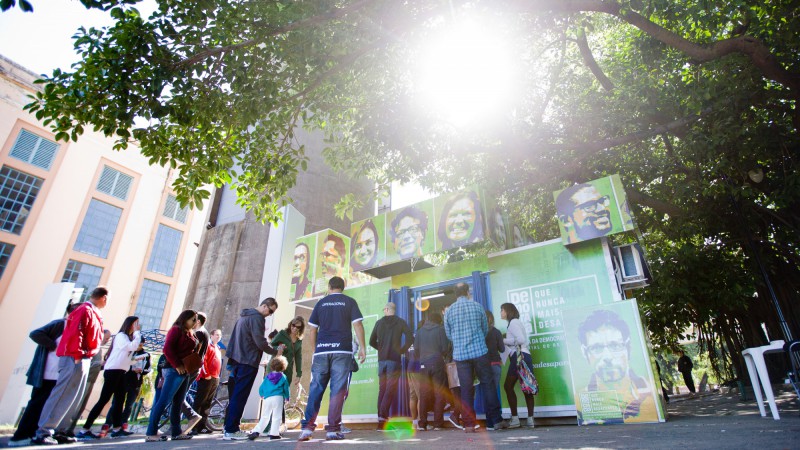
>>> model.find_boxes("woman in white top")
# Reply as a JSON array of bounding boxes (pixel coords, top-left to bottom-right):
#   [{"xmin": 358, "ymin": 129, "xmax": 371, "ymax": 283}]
[
  {"xmin": 78, "ymin": 316, "xmax": 141, "ymax": 439},
  {"xmin": 501, "ymin": 303, "xmax": 535, "ymax": 428}
]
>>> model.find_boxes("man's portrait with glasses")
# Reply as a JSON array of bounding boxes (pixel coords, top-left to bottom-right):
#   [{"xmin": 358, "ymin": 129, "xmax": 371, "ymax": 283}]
[
  {"xmin": 555, "ymin": 182, "xmax": 615, "ymax": 244},
  {"xmin": 388, "ymin": 204, "xmax": 430, "ymax": 261}
]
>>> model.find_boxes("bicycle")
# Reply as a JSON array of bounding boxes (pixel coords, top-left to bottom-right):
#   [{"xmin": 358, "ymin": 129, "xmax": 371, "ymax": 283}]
[
  {"xmin": 284, "ymin": 383, "xmax": 308, "ymax": 430},
  {"xmin": 157, "ymin": 380, "xmax": 229, "ymax": 432}
]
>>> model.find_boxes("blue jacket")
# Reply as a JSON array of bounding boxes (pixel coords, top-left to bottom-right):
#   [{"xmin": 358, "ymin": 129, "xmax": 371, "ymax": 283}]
[{"xmin": 259, "ymin": 372, "xmax": 290, "ymax": 400}]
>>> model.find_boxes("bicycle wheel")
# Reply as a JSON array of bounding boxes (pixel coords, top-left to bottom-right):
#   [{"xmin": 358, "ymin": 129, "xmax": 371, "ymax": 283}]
[
  {"xmin": 206, "ymin": 398, "xmax": 228, "ymax": 432},
  {"xmin": 285, "ymin": 406, "xmax": 303, "ymax": 430}
]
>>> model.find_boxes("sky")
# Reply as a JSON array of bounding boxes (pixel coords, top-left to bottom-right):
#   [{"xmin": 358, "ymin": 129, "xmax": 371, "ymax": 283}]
[
  {"xmin": 0, "ymin": 1, "xmax": 431, "ymax": 208},
  {"xmin": 0, "ymin": 0, "xmax": 155, "ymax": 74}
]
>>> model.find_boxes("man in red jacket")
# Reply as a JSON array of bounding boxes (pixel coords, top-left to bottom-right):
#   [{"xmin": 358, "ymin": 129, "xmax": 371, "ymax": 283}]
[{"xmin": 33, "ymin": 287, "xmax": 107, "ymax": 445}]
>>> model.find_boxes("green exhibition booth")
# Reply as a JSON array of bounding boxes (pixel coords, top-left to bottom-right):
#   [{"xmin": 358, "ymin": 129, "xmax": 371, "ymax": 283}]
[{"xmin": 289, "ymin": 176, "xmax": 666, "ymax": 426}]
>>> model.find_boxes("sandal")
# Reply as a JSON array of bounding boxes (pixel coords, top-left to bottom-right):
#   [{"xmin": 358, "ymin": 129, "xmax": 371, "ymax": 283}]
[
  {"xmin": 145, "ymin": 435, "xmax": 167, "ymax": 442},
  {"xmin": 171, "ymin": 435, "xmax": 193, "ymax": 440}
]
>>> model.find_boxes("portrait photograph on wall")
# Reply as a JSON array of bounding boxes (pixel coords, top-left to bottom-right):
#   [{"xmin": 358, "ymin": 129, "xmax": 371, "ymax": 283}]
[
  {"xmin": 483, "ymin": 201, "xmax": 511, "ymax": 251},
  {"xmin": 290, "ymin": 234, "xmax": 317, "ymax": 301},
  {"xmin": 433, "ymin": 189, "xmax": 485, "ymax": 251},
  {"xmin": 554, "ymin": 175, "xmax": 635, "ymax": 245},
  {"xmin": 563, "ymin": 300, "xmax": 664, "ymax": 425},
  {"xmin": 312, "ymin": 229, "xmax": 350, "ymax": 297},
  {"xmin": 385, "ymin": 200, "xmax": 435, "ymax": 263}
]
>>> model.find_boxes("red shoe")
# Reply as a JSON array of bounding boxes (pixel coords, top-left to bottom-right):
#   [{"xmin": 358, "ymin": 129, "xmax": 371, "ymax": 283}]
[{"xmin": 98, "ymin": 424, "xmax": 111, "ymax": 438}]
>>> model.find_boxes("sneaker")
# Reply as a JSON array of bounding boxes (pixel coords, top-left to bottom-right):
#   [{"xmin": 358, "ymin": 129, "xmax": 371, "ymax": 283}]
[
  {"xmin": 247, "ymin": 432, "xmax": 259, "ymax": 441},
  {"xmin": 222, "ymin": 431, "xmax": 249, "ymax": 440},
  {"xmin": 525, "ymin": 417, "xmax": 534, "ymax": 428},
  {"xmin": 297, "ymin": 430, "xmax": 313, "ymax": 442},
  {"xmin": 53, "ymin": 432, "xmax": 77, "ymax": 444},
  {"xmin": 110, "ymin": 429, "xmax": 134, "ymax": 438},
  {"xmin": 182, "ymin": 415, "xmax": 202, "ymax": 435},
  {"xmin": 268, "ymin": 435, "xmax": 282, "ymax": 440},
  {"xmin": 97, "ymin": 424, "xmax": 111, "ymax": 438},
  {"xmin": 508, "ymin": 416, "xmax": 521, "ymax": 429},
  {"xmin": 494, "ymin": 420, "xmax": 510, "ymax": 430},
  {"xmin": 8, "ymin": 438, "xmax": 31, "ymax": 447},
  {"xmin": 76, "ymin": 430, "xmax": 99, "ymax": 440},
  {"xmin": 340, "ymin": 425, "xmax": 352, "ymax": 434},
  {"xmin": 447, "ymin": 416, "xmax": 463, "ymax": 430},
  {"xmin": 121, "ymin": 423, "xmax": 129, "ymax": 431},
  {"xmin": 31, "ymin": 435, "xmax": 58, "ymax": 445},
  {"xmin": 326, "ymin": 432, "xmax": 345, "ymax": 440}
]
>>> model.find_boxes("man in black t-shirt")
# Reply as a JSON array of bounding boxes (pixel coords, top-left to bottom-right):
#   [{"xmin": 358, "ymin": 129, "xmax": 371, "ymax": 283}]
[{"xmin": 298, "ymin": 277, "xmax": 366, "ymax": 442}]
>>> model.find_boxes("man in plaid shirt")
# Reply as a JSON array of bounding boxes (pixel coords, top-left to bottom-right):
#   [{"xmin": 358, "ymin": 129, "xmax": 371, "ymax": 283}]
[{"xmin": 444, "ymin": 283, "xmax": 507, "ymax": 432}]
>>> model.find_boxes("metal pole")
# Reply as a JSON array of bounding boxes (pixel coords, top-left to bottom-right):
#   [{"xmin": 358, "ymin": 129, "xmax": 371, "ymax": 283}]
[{"xmin": 728, "ymin": 187, "xmax": 793, "ymax": 342}]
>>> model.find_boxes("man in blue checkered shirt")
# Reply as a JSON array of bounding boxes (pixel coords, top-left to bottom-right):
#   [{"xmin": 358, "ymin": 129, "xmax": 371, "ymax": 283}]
[{"xmin": 444, "ymin": 283, "xmax": 507, "ymax": 432}]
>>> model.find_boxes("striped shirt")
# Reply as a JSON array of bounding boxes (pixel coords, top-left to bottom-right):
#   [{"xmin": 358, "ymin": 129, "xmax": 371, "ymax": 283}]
[{"xmin": 444, "ymin": 296, "xmax": 488, "ymax": 361}]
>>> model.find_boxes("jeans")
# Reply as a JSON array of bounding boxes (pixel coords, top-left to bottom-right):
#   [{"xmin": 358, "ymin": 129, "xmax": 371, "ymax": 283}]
[
  {"xmin": 490, "ymin": 364, "xmax": 503, "ymax": 406},
  {"xmin": 146, "ymin": 368, "xmax": 190, "ymax": 437},
  {"xmin": 418, "ymin": 359, "xmax": 446, "ymax": 427},
  {"xmin": 301, "ymin": 353, "xmax": 351, "ymax": 432},
  {"xmin": 12, "ymin": 380, "xmax": 56, "ymax": 441},
  {"xmin": 377, "ymin": 360, "xmax": 401, "ymax": 420},
  {"xmin": 455, "ymin": 354, "xmax": 502, "ymax": 428},
  {"xmin": 224, "ymin": 364, "xmax": 258, "ymax": 433}
]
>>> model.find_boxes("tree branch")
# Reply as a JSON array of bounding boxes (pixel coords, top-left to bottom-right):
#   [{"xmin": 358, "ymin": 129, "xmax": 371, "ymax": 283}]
[
  {"xmin": 519, "ymin": 0, "xmax": 800, "ymax": 94},
  {"xmin": 627, "ymin": 188, "xmax": 685, "ymax": 217},
  {"xmin": 174, "ymin": 0, "xmax": 378, "ymax": 69},
  {"xmin": 575, "ymin": 27, "xmax": 614, "ymax": 91}
]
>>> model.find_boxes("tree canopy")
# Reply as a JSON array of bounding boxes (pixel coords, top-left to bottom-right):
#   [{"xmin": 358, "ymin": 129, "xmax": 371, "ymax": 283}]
[{"xmin": 11, "ymin": 0, "xmax": 800, "ymax": 377}]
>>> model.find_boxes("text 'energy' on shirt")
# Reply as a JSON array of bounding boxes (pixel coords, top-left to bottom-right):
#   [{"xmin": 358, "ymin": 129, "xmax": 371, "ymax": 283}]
[{"xmin": 308, "ymin": 292, "xmax": 363, "ymax": 356}]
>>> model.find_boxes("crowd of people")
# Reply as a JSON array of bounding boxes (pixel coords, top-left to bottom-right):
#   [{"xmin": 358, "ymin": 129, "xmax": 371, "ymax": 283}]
[{"xmin": 10, "ymin": 279, "xmax": 544, "ymax": 445}]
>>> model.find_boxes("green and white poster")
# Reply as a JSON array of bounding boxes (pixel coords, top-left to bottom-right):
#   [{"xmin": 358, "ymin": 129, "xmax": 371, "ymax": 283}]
[
  {"xmin": 318, "ymin": 280, "xmax": 391, "ymax": 418},
  {"xmin": 554, "ymin": 174, "xmax": 635, "ymax": 245},
  {"xmin": 563, "ymin": 299, "xmax": 665, "ymax": 425},
  {"xmin": 488, "ymin": 239, "xmax": 618, "ymax": 411},
  {"xmin": 433, "ymin": 189, "xmax": 486, "ymax": 251},
  {"xmin": 385, "ymin": 199, "xmax": 435, "ymax": 264},
  {"xmin": 312, "ymin": 229, "xmax": 350, "ymax": 297},
  {"xmin": 289, "ymin": 234, "xmax": 317, "ymax": 301}
]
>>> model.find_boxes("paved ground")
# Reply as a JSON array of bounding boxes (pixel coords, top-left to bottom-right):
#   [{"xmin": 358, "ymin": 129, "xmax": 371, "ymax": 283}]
[{"xmin": 2, "ymin": 387, "xmax": 798, "ymax": 449}]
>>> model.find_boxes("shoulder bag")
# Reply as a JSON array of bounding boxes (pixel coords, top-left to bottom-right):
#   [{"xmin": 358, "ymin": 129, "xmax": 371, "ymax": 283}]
[{"xmin": 516, "ymin": 346, "xmax": 539, "ymax": 395}]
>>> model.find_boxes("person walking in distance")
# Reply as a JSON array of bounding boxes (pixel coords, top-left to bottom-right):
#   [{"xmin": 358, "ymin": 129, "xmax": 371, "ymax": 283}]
[
  {"xmin": 144, "ymin": 310, "xmax": 198, "ymax": 442},
  {"xmin": 370, "ymin": 302, "xmax": 413, "ymax": 429},
  {"xmin": 32, "ymin": 287, "xmax": 108, "ymax": 445},
  {"xmin": 8, "ymin": 303, "xmax": 78, "ymax": 447},
  {"xmin": 191, "ymin": 329, "xmax": 223, "ymax": 434},
  {"xmin": 677, "ymin": 350, "xmax": 696, "ymax": 394},
  {"xmin": 250, "ymin": 356, "xmax": 291, "ymax": 441},
  {"xmin": 501, "ymin": 303, "xmax": 535, "ymax": 428},
  {"xmin": 443, "ymin": 283, "xmax": 506, "ymax": 433},
  {"xmin": 77, "ymin": 316, "xmax": 142, "ymax": 439},
  {"xmin": 222, "ymin": 298, "xmax": 283, "ymax": 440},
  {"xmin": 298, "ymin": 277, "xmax": 366, "ymax": 442}
]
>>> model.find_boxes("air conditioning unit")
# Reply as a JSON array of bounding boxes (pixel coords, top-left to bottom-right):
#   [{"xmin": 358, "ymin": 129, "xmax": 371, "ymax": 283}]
[{"xmin": 613, "ymin": 243, "xmax": 650, "ymax": 289}]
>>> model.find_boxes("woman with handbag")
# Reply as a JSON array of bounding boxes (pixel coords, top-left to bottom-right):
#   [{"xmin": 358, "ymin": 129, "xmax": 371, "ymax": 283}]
[
  {"xmin": 146, "ymin": 310, "xmax": 198, "ymax": 442},
  {"xmin": 77, "ymin": 316, "xmax": 141, "ymax": 439},
  {"xmin": 501, "ymin": 303, "xmax": 536, "ymax": 428}
]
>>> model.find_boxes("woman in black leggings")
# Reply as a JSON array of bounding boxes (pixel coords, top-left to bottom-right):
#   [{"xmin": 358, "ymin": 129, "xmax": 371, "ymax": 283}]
[
  {"xmin": 501, "ymin": 303, "xmax": 535, "ymax": 428},
  {"xmin": 77, "ymin": 316, "xmax": 141, "ymax": 439}
]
